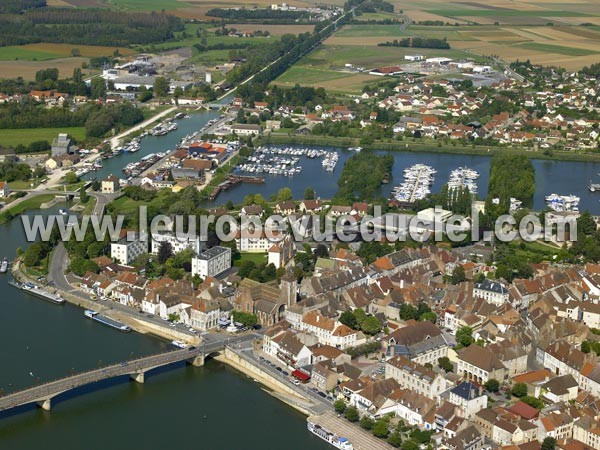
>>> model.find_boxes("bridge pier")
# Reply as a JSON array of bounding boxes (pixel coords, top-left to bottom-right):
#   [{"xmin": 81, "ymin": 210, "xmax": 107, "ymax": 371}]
[
  {"xmin": 37, "ymin": 398, "xmax": 52, "ymax": 411},
  {"xmin": 130, "ymin": 372, "xmax": 145, "ymax": 384},
  {"xmin": 187, "ymin": 354, "xmax": 205, "ymax": 367}
]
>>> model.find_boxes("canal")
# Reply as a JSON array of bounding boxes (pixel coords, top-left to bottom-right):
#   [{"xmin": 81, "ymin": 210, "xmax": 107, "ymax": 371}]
[{"xmin": 0, "ymin": 206, "xmax": 330, "ymax": 450}]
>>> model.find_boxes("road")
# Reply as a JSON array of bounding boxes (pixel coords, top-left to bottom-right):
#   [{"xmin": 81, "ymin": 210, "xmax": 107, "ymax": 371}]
[{"xmin": 109, "ymin": 106, "xmax": 177, "ymax": 149}]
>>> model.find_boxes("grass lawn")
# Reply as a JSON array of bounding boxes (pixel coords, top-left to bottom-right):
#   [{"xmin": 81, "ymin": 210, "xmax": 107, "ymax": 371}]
[
  {"xmin": 106, "ymin": 0, "xmax": 192, "ymax": 12},
  {"xmin": 0, "ymin": 194, "xmax": 57, "ymax": 223},
  {"xmin": 0, "ymin": 127, "xmax": 86, "ymax": 147},
  {"xmin": 234, "ymin": 252, "xmax": 267, "ymax": 267},
  {"xmin": 276, "ymin": 66, "xmax": 358, "ymax": 84},
  {"xmin": 517, "ymin": 42, "xmax": 599, "ymax": 56},
  {"xmin": 9, "ymin": 179, "xmax": 44, "ymax": 190}
]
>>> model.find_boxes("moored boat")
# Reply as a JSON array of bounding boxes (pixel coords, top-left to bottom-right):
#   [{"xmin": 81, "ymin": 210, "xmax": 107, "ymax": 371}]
[{"xmin": 307, "ymin": 421, "xmax": 353, "ymax": 450}]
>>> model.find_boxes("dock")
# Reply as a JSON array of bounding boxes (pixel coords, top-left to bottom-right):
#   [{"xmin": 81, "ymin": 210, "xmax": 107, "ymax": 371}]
[{"xmin": 208, "ymin": 174, "xmax": 265, "ymax": 201}]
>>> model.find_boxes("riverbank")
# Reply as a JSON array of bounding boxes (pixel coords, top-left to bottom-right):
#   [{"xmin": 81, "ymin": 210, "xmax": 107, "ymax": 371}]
[
  {"xmin": 109, "ymin": 106, "xmax": 177, "ymax": 149},
  {"xmin": 11, "ymin": 259, "xmax": 198, "ymax": 345},
  {"xmin": 259, "ymin": 133, "xmax": 600, "ymax": 163}
]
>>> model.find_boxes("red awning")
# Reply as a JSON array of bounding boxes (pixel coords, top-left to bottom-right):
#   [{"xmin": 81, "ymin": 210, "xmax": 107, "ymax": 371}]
[{"xmin": 292, "ymin": 370, "xmax": 311, "ymax": 382}]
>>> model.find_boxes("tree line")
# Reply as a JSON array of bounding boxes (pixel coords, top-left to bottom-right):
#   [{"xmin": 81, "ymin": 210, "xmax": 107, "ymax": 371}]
[
  {"xmin": 378, "ymin": 37, "xmax": 450, "ymax": 49},
  {"xmin": 0, "ymin": 9, "xmax": 183, "ymax": 47},
  {"xmin": 334, "ymin": 151, "xmax": 393, "ymax": 204},
  {"xmin": 206, "ymin": 8, "xmax": 310, "ymax": 21}
]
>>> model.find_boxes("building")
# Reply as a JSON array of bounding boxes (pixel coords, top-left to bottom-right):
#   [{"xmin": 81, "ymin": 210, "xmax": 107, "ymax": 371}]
[
  {"xmin": 151, "ymin": 232, "xmax": 201, "ymax": 255},
  {"xmin": 457, "ymin": 345, "xmax": 507, "ymax": 384},
  {"xmin": 473, "ymin": 279, "xmax": 509, "ymax": 305},
  {"xmin": 101, "ymin": 175, "xmax": 120, "ymax": 194},
  {"xmin": 448, "ymin": 381, "xmax": 488, "ymax": 419},
  {"xmin": 191, "ymin": 246, "xmax": 231, "ymax": 279},
  {"xmin": 0, "ymin": 181, "xmax": 9, "ymax": 198},
  {"xmin": 51, "ymin": 133, "xmax": 74, "ymax": 157},
  {"xmin": 110, "ymin": 232, "xmax": 148, "ymax": 265},
  {"xmin": 385, "ymin": 354, "xmax": 449, "ymax": 400},
  {"xmin": 231, "ymin": 124, "xmax": 262, "ymax": 136}
]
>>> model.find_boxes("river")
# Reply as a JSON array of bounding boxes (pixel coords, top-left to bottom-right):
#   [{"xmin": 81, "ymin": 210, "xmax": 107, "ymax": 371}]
[
  {"xmin": 84, "ymin": 106, "xmax": 598, "ymax": 213},
  {"xmin": 0, "ymin": 206, "xmax": 330, "ymax": 450}
]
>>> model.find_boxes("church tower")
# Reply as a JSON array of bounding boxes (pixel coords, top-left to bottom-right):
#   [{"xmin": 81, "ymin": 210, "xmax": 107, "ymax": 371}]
[{"xmin": 279, "ymin": 267, "xmax": 297, "ymax": 307}]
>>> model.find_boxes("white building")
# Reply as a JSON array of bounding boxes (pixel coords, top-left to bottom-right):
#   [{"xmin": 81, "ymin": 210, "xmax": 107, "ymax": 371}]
[
  {"xmin": 191, "ymin": 246, "xmax": 231, "ymax": 279},
  {"xmin": 448, "ymin": 381, "xmax": 488, "ymax": 419},
  {"xmin": 385, "ymin": 355, "xmax": 449, "ymax": 400},
  {"xmin": 0, "ymin": 181, "xmax": 9, "ymax": 198},
  {"xmin": 473, "ymin": 279, "xmax": 509, "ymax": 305},
  {"xmin": 110, "ymin": 232, "xmax": 148, "ymax": 265},
  {"xmin": 151, "ymin": 232, "xmax": 201, "ymax": 255}
]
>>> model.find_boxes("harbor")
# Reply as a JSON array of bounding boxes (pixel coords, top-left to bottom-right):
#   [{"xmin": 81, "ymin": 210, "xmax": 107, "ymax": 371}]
[
  {"xmin": 390, "ymin": 163, "xmax": 436, "ymax": 204},
  {"xmin": 545, "ymin": 193, "xmax": 580, "ymax": 212},
  {"xmin": 447, "ymin": 166, "xmax": 479, "ymax": 194},
  {"xmin": 236, "ymin": 146, "xmax": 339, "ymax": 177}
]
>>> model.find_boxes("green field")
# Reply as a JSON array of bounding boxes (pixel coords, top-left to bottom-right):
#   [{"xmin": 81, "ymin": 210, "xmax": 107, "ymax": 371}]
[
  {"xmin": 234, "ymin": 252, "xmax": 268, "ymax": 267},
  {"xmin": 0, "ymin": 46, "xmax": 63, "ymax": 61},
  {"xmin": 0, "ymin": 194, "xmax": 57, "ymax": 223},
  {"xmin": 0, "ymin": 128, "xmax": 86, "ymax": 147},
  {"xmin": 105, "ymin": 0, "xmax": 191, "ymax": 11},
  {"xmin": 276, "ymin": 66, "xmax": 359, "ymax": 84},
  {"xmin": 427, "ymin": 9, "xmax": 592, "ymax": 18},
  {"xmin": 336, "ymin": 24, "xmax": 477, "ymax": 41},
  {"xmin": 517, "ymin": 42, "xmax": 599, "ymax": 56}
]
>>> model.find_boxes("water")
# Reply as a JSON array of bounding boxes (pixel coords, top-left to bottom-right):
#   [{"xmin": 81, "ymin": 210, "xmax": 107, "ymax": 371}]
[
  {"xmin": 0, "ymin": 206, "xmax": 329, "ymax": 450},
  {"xmin": 84, "ymin": 109, "xmax": 221, "ymax": 182},
  {"xmin": 208, "ymin": 146, "xmax": 600, "ymax": 213}
]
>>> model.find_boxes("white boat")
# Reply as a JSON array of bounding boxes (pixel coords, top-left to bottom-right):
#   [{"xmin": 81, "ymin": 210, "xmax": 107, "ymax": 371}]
[
  {"xmin": 307, "ymin": 421, "xmax": 353, "ymax": 450},
  {"xmin": 58, "ymin": 209, "xmax": 68, "ymax": 216},
  {"xmin": 0, "ymin": 257, "xmax": 8, "ymax": 273},
  {"xmin": 171, "ymin": 340, "xmax": 188, "ymax": 349}
]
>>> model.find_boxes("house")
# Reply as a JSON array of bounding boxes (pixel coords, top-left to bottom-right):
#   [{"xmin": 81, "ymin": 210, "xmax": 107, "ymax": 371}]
[
  {"xmin": 110, "ymin": 232, "xmax": 148, "ymax": 265},
  {"xmin": 448, "ymin": 381, "xmax": 488, "ymax": 419},
  {"xmin": 151, "ymin": 232, "xmax": 201, "ymax": 255},
  {"xmin": 457, "ymin": 345, "xmax": 507, "ymax": 384},
  {"xmin": 231, "ymin": 123, "xmax": 262, "ymax": 136},
  {"xmin": 268, "ymin": 235, "xmax": 295, "ymax": 269},
  {"xmin": 538, "ymin": 374, "xmax": 578, "ymax": 403},
  {"xmin": 191, "ymin": 246, "xmax": 231, "ymax": 279},
  {"xmin": 312, "ymin": 359, "xmax": 339, "ymax": 392},
  {"xmin": 51, "ymin": 133, "xmax": 74, "ymax": 157},
  {"xmin": 299, "ymin": 200, "xmax": 323, "ymax": 213},
  {"xmin": 190, "ymin": 299, "xmax": 220, "ymax": 331},
  {"xmin": 101, "ymin": 175, "xmax": 120, "ymax": 194},
  {"xmin": 348, "ymin": 378, "xmax": 401, "ymax": 418},
  {"xmin": 263, "ymin": 329, "xmax": 313, "ymax": 368},
  {"xmin": 0, "ymin": 181, "xmax": 9, "ymax": 198},
  {"xmin": 473, "ymin": 279, "xmax": 509, "ymax": 305},
  {"xmin": 385, "ymin": 321, "xmax": 452, "ymax": 366},
  {"xmin": 385, "ymin": 354, "xmax": 449, "ymax": 400},
  {"xmin": 445, "ymin": 425, "xmax": 484, "ymax": 450}
]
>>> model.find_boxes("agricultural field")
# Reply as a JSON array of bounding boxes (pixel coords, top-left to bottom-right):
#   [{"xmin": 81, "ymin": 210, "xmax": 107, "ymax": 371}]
[
  {"xmin": 0, "ymin": 127, "xmax": 86, "ymax": 148},
  {"xmin": 0, "ymin": 43, "xmax": 134, "ymax": 61},
  {"xmin": 0, "ymin": 58, "xmax": 96, "ymax": 81}
]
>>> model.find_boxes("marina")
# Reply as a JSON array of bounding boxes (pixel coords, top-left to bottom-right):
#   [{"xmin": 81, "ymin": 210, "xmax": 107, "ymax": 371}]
[
  {"xmin": 236, "ymin": 146, "xmax": 339, "ymax": 177},
  {"xmin": 545, "ymin": 193, "xmax": 580, "ymax": 212},
  {"xmin": 84, "ymin": 310, "xmax": 131, "ymax": 333},
  {"xmin": 390, "ymin": 164, "xmax": 436, "ymax": 204},
  {"xmin": 9, "ymin": 280, "xmax": 65, "ymax": 305},
  {"xmin": 447, "ymin": 166, "xmax": 479, "ymax": 194}
]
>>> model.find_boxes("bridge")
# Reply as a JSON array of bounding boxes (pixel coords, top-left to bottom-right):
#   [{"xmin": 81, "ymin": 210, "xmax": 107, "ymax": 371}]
[{"xmin": 0, "ymin": 342, "xmax": 225, "ymax": 413}]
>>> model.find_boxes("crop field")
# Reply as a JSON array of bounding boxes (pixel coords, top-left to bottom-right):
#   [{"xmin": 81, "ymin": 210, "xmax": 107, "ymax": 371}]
[
  {"xmin": 0, "ymin": 58, "xmax": 96, "ymax": 80},
  {"xmin": 0, "ymin": 128, "xmax": 86, "ymax": 148},
  {"xmin": 0, "ymin": 43, "xmax": 134, "ymax": 61}
]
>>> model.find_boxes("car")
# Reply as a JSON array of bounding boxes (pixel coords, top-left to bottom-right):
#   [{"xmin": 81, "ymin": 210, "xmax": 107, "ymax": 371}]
[
  {"xmin": 318, "ymin": 392, "xmax": 326, "ymax": 398},
  {"xmin": 276, "ymin": 367, "xmax": 282, "ymax": 372},
  {"xmin": 120, "ymin": 362, "xmax": 128, "ymax": 367},
  {"xmin": 282, "ymin": 371, "xmax": 289, "ymax": 376}
]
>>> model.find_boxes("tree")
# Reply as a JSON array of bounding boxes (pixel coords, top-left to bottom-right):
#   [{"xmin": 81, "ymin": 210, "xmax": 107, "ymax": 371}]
[
  {"xmin": 451, "ymin": 265, "xmax": 466, "ymax": 284},
  {"xmin": 90, "ymin": 77, "xmax": 106, "ymax": 99},
  {"xmin": 334, "ymin": 399, "xmax": 346, "ymax": 413},
  {"xmin": 157, "ymin": 241, "xmax": 173, "ymax": 264},
  {"xmin": 360, "ymin": 416, "xmax": 374, "ymax": 430},
  {"xmin": 232, "ymin": 311, "xmax": 258, "ymax": 328},
  {"xmin": 339, "ymin": 310, "xmax": 358, "ymax": 329},
  {"xmin": 153, "ymin": 76, "xmax": 169, "ymax": 98},
  {"xmin": 438, "ymin": 356, "xmax": 453, "ymax": 373},
  {"xmin": 456, "ymin": 326, "xmax": 474, "ymax": 347},
  {"xmin": 577, "ymin": 211, "xmax": 596, "ymax": 236},
  {"xmin": 401, "ymin": 440, "xmax": 419, "ymax": 450},
  {"xmin": 79, "ymin": 185, "xmax": 89, "ymax": 204},
  {"xmin": 541, "ymin": 437, "xmax": 556, "ymax": 450},
  {"xmin": 521, "ymin": 396, "xmax": 544, "ymax": 410},
  {"xmin": 361, "ymin": 315, "xmax": 382, "ymax": 335},
  {"xmin": 372, "ymin": 419, "xmax": 390, "ymax": 438},
  {"xmin": 353, "ymin": 308, "xmax": 367, "ymax": 328},
  {"xmin": 511, "ymin": 382, "xmax": 528, "ymax": 398},
  {"xmin": 275, "ymin": 187, "xmax": 293, "ymax": 201},
  {"xmin": 485, "ymin": 379, "xmax": 500, "ymax": 393},
  {"xmin": 344, "ymin": 406, "xmax": 359, "ymax": 422},
  {"xmin": 388, "ymin": 431, "xmax": 402, "ymax": 447},
  {"xmin": 304, "ymin": 187, "xmax": 315, "ymax": 200},
  {"xmin": 64, "ymin": 171, "xmax": 78, "ymax": 184}
]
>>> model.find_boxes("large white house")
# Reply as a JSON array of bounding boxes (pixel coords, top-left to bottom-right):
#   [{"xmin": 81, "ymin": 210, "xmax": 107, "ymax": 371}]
[
  {"xmin": 110, "ymin": 232, "xmax": 148, "ymax": 265},
  {"xmin": 191, "ymin": 246, "xmax": 231, "ymax": 279},
  {"xmin": 385, "ymin": 355, "xmax": 449, "ymax": 400},
  {"xmin": 151, "ymin": 232, "xmax": 201, "ymax": 255}
]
